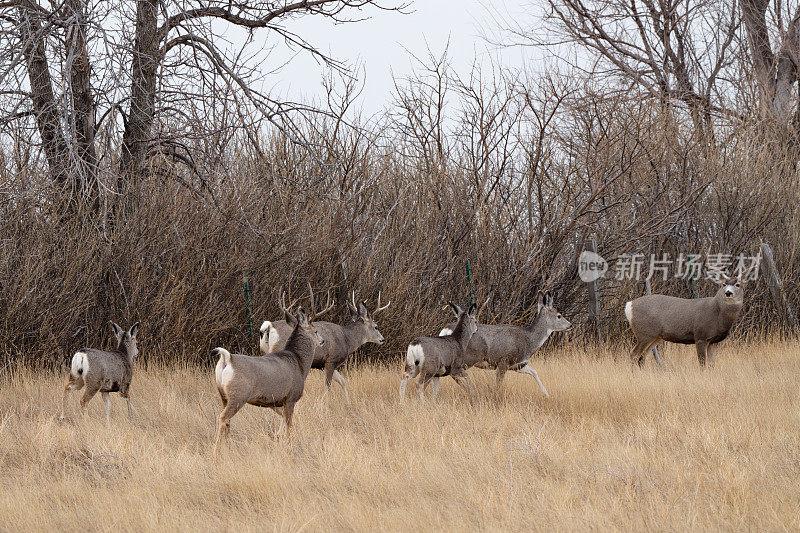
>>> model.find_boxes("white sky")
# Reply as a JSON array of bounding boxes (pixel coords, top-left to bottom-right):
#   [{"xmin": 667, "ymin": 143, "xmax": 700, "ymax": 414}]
[{"xmin": 268, "ymin": 0, "xmax": 543, "ymax": 115}]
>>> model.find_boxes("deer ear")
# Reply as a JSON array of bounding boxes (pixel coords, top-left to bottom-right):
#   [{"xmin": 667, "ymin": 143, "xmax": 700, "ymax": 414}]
[
  {"xmin": 295, "ymin": 307, "xmax": 308, "ymax": 326},
  {"xmin": 544, "ymin": 291, "xmax": 554, "ymax": 308},
  {"xmin": 536, "ymin": 292, "xmax": 544, "ymax": 314},
  {"xmin": 449, "ymin": 302, "xmax": 463, "ymax": 316},
  {"xmin": 468, "ymin": 303, "xmax": 477, "ymax": 317},
  {"xmin": 358, "ymin": 301, "xmax": 369, "ymax": 319},
  {"xmin": 128, "ymin": 322, "xmax": 139, "ymax": 338},
  {"xmin": 285, "ymin": 311, "xmax": 298, "ymax": 328},
  {"xmin": 346, "ymin": 300, "xmax": 358, "ymax": 319},
  {"xmin": 109, "ymin": 321, "xmax": 124, "ymax": 339}
]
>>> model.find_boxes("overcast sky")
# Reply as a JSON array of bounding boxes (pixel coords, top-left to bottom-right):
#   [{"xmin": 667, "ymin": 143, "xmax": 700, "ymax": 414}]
[{"xmin": 266, "ymin": 0, "xmax": 543, "ymax": 115}]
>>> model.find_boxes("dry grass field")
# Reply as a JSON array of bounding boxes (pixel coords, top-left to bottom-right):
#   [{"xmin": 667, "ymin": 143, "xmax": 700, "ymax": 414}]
[{"xmin": 1, "ymin": 342, "xmax": 799, "ymax": 531}]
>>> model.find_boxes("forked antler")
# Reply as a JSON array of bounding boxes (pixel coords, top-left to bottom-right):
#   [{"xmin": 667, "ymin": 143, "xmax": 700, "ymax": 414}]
[
  {"xmin": 307, "ymin": 282, "xmax": 335, "ymax": 321},
  {"xmin": 373, "ymin": 290, "xmax": 391, "ymax": 316},
  {"xmin": 279, "ymin": 289, "xmax": 300, "ymax": 315}
]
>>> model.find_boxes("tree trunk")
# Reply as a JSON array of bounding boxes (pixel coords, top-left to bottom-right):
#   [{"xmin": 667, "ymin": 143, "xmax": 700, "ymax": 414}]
[
  {"xmin": 65, "ymin": 0, "xmax": 99, "ymax": 207},
  {"xmin": 119, "ymin": 0, "xmax": 159, "ymax": 201},
  {"xmin": 19, "ymin": 8, "xmax": 70, "ymax": 186}
]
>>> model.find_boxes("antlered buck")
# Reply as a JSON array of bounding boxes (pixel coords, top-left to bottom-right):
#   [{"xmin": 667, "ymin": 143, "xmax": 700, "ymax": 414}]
[
  {"xmin": 260, "ymin": 287, "xmax": 390, "ymax": 402},
  {"xmin": 625, "ymin": 276, "xmax": 745, "ymax": 366},
  {"xmin": 213, "ymin": 298, "xmax": 324, "ymax": 455}
]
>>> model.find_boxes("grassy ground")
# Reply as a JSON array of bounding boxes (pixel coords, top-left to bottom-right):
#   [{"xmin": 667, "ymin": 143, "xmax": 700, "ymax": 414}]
[{"xmin": 1, "ymin": 342, "xmax": 798, "ymax": 531}]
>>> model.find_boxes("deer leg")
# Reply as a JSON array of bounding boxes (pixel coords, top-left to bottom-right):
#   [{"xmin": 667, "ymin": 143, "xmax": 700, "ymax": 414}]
[
  {"xmin": 399, "ymin": 375, "xmax": 412, "ymax": 399},
  {"xmin": 417, "ymin": 375, "xmax": 433, "ymax": 399},
  {"xmin": 270, "ymin": 406, "xmax": 286, "ymax": 436},
  {"xmin": 696, "ymin": 340, "xmax": 709, "ymax": 366},
  {"xmin": 630, "ymin": 338, "xmax": 656, "ymax": 367},
  {"xmin": 430, "ymin": 377, "xmax": 440, "ymax": 400},
  {"xmin": 517, "ymin": 365, "xmax": 549, "ymax": 398},
  {"xmin": 495, "ymin": 364, "xmax": 508, "ymax": 393},
  {"xmin": 452, "ymin": 373, "xmax": 475, "ymax": 400},
  {"xmin": 79, "ymin": 383, "xmax": 100, "ymax": 418},
  {"xmin": 214, "ymin": 400, "xmax": 245, "ymax": 457},
  {"xmin": 119, "ymin": 389, "xmax": 133, "ymax": 419},
  {"xmin": 330, "ymin": 370, "xmax": 350, "ymax": 404},
  {"xmin": 282, "ymin": 402, "xmax": 295, "ymax": 438},
  {"xmin": 706, "ymin": 343, "xmax": 716, "ymax": 365},
  {"xmin": 101, "ymin": 392, "xmax": 111, "ymax": 425},
  {"xmin": 60, "ymin": 376, "xmax": 83, "ymax": 420},
  {"xmin": 323, "ymin": 363, "xmax": 336, "ymax": 394}
]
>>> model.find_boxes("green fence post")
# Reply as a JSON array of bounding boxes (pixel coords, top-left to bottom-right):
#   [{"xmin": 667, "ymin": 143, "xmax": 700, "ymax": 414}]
[{"xmin": 466, "ymin": 260, "xmax": 475, "ymax": 307}]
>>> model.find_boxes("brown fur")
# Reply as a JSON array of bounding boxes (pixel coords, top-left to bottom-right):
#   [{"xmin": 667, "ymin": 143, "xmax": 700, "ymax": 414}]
[
  {"xmin": 261, "ymin": 300, "xmax": 385, "ymax": 403},
  {"xmin": 626, "ymin": 278, "xmax": 744, "ymax": 366},
  {"xmin": 214, "ymin": 307, "xmax": 323, "ymax": 455},
  {"xmin": 60, "ymin": 321, "xmax": 140, "ymax": 423}
]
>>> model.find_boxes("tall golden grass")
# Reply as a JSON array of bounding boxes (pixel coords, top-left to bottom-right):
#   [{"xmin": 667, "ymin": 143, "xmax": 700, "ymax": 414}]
[{"xmin": 1, "ymin": 342, "xmax": 798, "ymax": 531}]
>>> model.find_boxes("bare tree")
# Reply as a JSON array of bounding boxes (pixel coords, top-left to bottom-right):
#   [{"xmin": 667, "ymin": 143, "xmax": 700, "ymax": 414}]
[
  {"xmin": 1, "ymin": 0, "xmax": 403, "ymax": 213},
  {"xmin": 513, "ymin": 0, "xmax": 800, "ymax": 138}
]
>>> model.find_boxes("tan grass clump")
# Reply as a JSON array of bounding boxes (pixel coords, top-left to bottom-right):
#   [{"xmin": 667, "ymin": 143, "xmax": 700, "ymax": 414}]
[{"xmin": 1, "ymin": 342, "xmax": 798, "ymax": 530}]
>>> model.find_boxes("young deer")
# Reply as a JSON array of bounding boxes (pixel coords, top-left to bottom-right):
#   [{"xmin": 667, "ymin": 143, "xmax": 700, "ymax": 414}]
[
  {"xmin": 400, "ymin": 303, "xmax": 477, "ymax": 400},
  {"xmin": 60, "ymin": 321, "xmax": 140, "ymax": 423},
  {"xmin": 214, "ymin": 304, "xmax": 323, "ymax": 455},
  {"xmin": 260, "ymin": 288, "xmax": 390, "ymax": 403},
  {"xmin": 625, "ymin": 276, "xmax": 745, "ymax": 366},
  {"xmin": 437, "ymin": 291, "xmax": 570, "ymax": 398}
]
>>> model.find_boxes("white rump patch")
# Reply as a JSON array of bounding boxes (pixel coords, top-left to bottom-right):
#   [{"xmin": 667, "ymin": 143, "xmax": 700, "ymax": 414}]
[
  {"xmin": 70, "ymin": 352, "xmax": 88, "ymax": 378},
  {"xmin": 219, "ymin": 364, "xmax": 235, "ymax": 389},
  {"xmin": 214, "ymin": 357, "xmax": 225, "ymax": 387},
  {"xmin": 438, "ymin": 328, "xmax": 453, "ymax": 337},
  {"xmin": 259, "ymin": 321, "xmax": 271, "ymax": 354},
  {"xmin": 267, "ymin": 324, "xmax": 281, "ymax": 352},
  {"xmin": 406, "ymin": 344, "xmax": 425, "ymax": 371},
  {"xmin": 624, "ymin": 301, "xmax": 633, "ymax": 324}
]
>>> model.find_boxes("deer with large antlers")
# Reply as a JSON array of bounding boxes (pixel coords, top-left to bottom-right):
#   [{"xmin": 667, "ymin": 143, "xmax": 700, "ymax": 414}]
[
  {"xmin": 213, "ymin": 296, "xmax": 324, "ymax": 455},
  {"xmin": 259, "ymin": 286, "xmax": 390, "ymax": 403}
]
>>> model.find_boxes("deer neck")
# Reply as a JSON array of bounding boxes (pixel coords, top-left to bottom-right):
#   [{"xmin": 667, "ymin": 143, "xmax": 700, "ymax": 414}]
[
  {"xmin": 715, "ymin": 298, "xmax": 742, "ymax": 327},
  {"xmin": 342, "ymin": 322, "xmax": 368, "ymax": 353},
  {"xmin": 117, "ymin": 341, "xmax": 135, "ymax": 365},
  {"xmin": 285, "ymin": 328, "xmax": 316, "ymax": 376},
  {"xmin": 451, "ymin": 316, "xmax": 472, "ymax": 350},
  {"xmin": 524, "ymin": 313, "xmax": 552, "ymax": 351}
]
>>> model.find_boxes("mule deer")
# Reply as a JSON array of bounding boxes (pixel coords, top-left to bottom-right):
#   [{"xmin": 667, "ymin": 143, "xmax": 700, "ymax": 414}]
[
  {"xmin": 625, "ymin": 276, "xmax": 744, "ymax": 366},
  {"xmin": 214, "ymin": 302, "xmax": 323, "ymax": 455},
  {"xmin": 260, "ymin": 287, "xmax": 390, "ymax": 402},
  {"xmin": 399, "ymin": 303, "xmax": 477, "ymax": 400},
  {"xmin": 437, "ymin": 291, "xmax": 570, "ymax": 398},
  {"xmin": 60, "ymin": 321, "xmax": 140, "ymax": 423}
]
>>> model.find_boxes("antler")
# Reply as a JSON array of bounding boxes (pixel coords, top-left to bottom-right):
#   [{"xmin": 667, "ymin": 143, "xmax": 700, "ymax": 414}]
[
  {"xmin": 477, "ymin": 295, "xmax": 491, "ymax": 319},
  {"xmin": 307, "ymin": 282, "xmax": 335, "ymax": 321},
  {"xmin": 279, "ymin": 289, "xmax": 300, "ymax": 314},
  {"xmin": 373, "ymin": 290, "xmax": 391, "ymax": 316}
]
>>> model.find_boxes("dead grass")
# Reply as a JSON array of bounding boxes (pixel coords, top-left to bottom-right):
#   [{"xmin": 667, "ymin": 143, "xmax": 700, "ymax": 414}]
[{"xmin": 1, "ymin": 342, "xmax": 799, "ymax": 531}]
